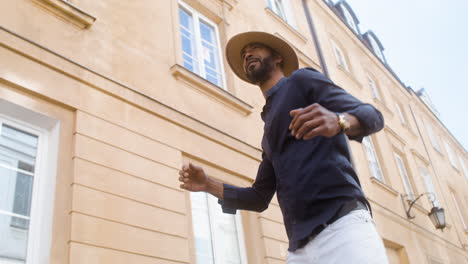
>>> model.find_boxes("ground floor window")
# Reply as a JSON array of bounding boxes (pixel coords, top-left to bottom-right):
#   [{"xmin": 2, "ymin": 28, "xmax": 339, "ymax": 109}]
[
  {"xmin": 190, "ymin": 192, "xmax": 247, "ymax": 264},
  {"xmin": 0, "ymin": 100, "xmax": 59, "ymax": 264}
]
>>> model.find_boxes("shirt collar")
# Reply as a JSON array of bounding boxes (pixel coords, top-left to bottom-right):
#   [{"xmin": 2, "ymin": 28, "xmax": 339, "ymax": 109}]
[{"xmin": 265, "ymin": 77, "xmax": 286, "ymax": 99}]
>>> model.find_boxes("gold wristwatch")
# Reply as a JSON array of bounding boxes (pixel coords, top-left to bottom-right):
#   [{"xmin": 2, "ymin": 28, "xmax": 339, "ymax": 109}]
[{"xmin": 337, "ymin": 113, "xmax": 350, "ymax": 132}]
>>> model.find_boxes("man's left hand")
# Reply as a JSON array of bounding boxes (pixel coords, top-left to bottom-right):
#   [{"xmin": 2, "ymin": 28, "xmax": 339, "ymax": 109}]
[{"xmin": 289, "ymin": 103, "xmax": 341, "ymax": 140}]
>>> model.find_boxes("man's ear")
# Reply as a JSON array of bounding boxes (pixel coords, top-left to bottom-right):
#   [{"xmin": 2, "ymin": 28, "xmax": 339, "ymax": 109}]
[{"xmin": 274, "ymin": 55, "xmax": 284, "ymax": 68}]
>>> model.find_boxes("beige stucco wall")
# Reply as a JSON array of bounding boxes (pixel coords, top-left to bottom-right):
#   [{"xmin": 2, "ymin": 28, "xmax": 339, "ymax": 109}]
[{"xmin": 0, "ymin": 0, "xmax": 466, "ymax": 263}]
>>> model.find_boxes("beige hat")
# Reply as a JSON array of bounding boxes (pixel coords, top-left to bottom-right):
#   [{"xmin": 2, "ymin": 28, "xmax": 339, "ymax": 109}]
[{"xmin": 225, "ymin": 31, "xmax": 299, "ymax": 84}]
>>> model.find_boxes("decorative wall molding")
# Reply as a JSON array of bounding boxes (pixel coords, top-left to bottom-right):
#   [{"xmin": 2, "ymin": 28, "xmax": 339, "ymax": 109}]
[{"xmin": 31, "ymin": 0, "xmax": 96, "ymax": 29}]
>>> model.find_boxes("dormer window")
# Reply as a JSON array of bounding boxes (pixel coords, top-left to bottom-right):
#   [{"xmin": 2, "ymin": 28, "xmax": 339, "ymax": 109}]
[
  {"xmin": 342, "ymin": 5, "xmax": 358, "ymax": 33},
  {"xmin": 369, "ymin": 35, "xmax": 384, "ymax": 61},
  {"xmin": 364, "ymin": 31, "xmax": 386, "ymax": 63},
  {"xmin": 335, "ymin": 1, "xmax": 360, "ymax": 34}
]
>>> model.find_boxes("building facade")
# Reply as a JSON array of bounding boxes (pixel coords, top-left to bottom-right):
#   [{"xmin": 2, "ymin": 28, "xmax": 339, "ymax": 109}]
[{"xmin": 0, "ymin": 0, "xmax": 467, "ymax": 263}]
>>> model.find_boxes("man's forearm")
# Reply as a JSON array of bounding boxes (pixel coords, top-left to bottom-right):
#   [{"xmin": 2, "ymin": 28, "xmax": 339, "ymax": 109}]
[
  {"xmin": 344, "ymin": 104, "xmax": 384, "ymax": 139},
  {"xmin": 344, "ymin": 113, "xmax": 364, "ymax": 138},
  {"xmin": 206, "ymin": 177, "xmax": 224, "ymax": 199}
]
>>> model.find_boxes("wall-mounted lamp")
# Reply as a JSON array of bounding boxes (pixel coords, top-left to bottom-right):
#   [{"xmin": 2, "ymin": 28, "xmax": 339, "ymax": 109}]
[{"xmin": 401, "ymin": 192, "xmax": 446, "ymax": 231}]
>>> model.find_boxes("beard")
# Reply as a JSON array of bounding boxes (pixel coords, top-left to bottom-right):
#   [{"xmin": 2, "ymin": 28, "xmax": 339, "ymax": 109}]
[{"xmin": 245, "ymin": 55, "xmax": 276, "ymax": 84}]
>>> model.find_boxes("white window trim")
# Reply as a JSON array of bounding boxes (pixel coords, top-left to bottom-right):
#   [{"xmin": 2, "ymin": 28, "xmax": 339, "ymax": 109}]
[
  {"xmin": 419, "ymin": 167, "xmax": 439, "ymax": 207},
  {"xmin": 425, "ymin": 122, "xmax": 441, "ymax": 153},
  {"xmin": 395, "ymin": 103, "xmax": 406, "ymax": 126},
  {"xmin": 444, "ymin": 141, "xmax": 458, "ymax": 169},
  {"xmin": 394, "ymin": 153, "xmax": 415, "ymax": 200},
  {"xmin": 331, "ymin": 41, "xmax": 349, "ymax": 72},
  {"xmin": 178, "ymin": 0, "xmax": 227, "ymax": 90},
  {"xmin": 362, "ymin": 136, "xmax": 384, "ymax": 182},
  {"xmin": 369, "ymin": 36, "xmax": 384, "ymax": 61},
  {"xmin": 341, "ymin": 5, "xmax": 358, "ymax": 33},
  {"xmin": 368, "ymin": 76, "xmax": 381, "ymax": 101},
  {"xmin": 267, "ymin": 0, "xmax": 297, "ymax": 28},
  {"xmin": 450, "ymin": 191, "xmax": 467, "ymax": 230},
  {"xmin": 458, "ymin": 155, "xmax": 467, "ymax": 179},
  {"xmin": 0, "ymin": 100, "xmax": 60, "ymax": 264},
  {"xmin": 190, "ymin": 192, "xmax": 248, "ymax": 264}
]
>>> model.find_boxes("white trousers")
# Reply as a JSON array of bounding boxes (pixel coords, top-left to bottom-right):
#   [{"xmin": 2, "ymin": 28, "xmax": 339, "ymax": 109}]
[{"xmin": 287, "ymin": 209, "xmax": 389, "ymax": 264}]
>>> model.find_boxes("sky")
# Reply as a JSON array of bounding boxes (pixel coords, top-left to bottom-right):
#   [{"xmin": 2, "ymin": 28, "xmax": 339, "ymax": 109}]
[{"xmin": 340, "ymin": 0, "xmax": 468, "ymax": 151}]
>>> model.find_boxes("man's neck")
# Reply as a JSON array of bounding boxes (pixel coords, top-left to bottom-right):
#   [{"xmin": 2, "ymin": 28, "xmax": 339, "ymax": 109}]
[{"xmin": 259, "ymin": 70, "xmax": 285, "ymax": 97}]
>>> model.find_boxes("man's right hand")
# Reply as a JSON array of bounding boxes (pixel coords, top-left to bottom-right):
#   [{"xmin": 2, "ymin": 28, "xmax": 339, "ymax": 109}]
[{"xmin": 178, "ymin": 162, "xmax": 209, "ymax": 192}]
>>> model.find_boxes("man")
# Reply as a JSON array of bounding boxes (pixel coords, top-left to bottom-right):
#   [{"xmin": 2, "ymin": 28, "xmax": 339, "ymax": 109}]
[{"xmin": 178, "ymin": 31, "xmax": 389, "ymax": 263}]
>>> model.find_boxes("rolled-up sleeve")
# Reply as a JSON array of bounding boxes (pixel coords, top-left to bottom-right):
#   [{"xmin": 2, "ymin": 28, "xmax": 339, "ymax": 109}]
[
  {"xmin": 218, "ymin": 153, "xmax": 276, "ymax": 214},
  {"xmin": 295, "ymin": 68, "xmax": 384, "ymax": 142}
]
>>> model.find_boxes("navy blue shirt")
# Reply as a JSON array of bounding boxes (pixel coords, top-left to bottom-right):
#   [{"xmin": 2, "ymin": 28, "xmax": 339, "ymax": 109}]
[{"xmin": 218, "ymin": 68, "xmax": 384, "ymax": 251}]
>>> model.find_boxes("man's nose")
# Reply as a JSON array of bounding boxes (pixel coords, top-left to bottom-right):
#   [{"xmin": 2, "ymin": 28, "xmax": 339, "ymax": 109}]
[{"xmin": 244, "ymin": 53, "xmax": 253, "ymax": 62}]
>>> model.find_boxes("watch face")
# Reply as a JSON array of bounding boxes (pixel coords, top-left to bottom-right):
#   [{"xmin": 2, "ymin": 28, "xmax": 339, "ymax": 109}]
[{"xmin": 339, "ymin": 114, "xmax": 350, "ymax": 131}]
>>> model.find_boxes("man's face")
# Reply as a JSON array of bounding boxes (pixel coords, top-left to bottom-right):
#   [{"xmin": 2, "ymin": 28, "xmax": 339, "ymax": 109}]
[{"xmin": 241, "ymin": 43, "xmax": 278, "ymax": 84}]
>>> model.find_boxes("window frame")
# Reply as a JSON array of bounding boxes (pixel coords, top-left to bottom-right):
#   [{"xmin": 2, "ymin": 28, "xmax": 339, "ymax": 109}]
[
  {"xmin": 189, "ymin": 191, "xmax": 248, "ymax": 264},
  {"xmin": 0, "ymin": 114, "xmax": 51, "ymax": 264},
  {"xmin": 367, "ymin": 76, "xmax": 381, "ymax": 101},
  {"xmin": 443, "ymin": 141, "xmax": 458, "ymax": 170},
  {"xmin": 178, "ymin": 0, "xmax": 227, "ymax": 89},
  {"xmin": 395, "ymin": 103, "xmax": 407, "ymax": 126},
  {"xmin": 266, "ymin": 0, "xmax": 297, "ymax": 28},
  {"xmin": 458, "ymin": 155, "xmax": 467, "ymax": 179},
  {"xmin": 419, "ymin": 167, "xmax": 440, "ymax": 207},
  {"xmin": 368, "ymin": 35, "xmax": 384, "ymax": 61},
  {"xmin": 331, "ymin": 41, "xmax": 350, "ymax": 72},
  {"xmin": 450, "ymin": 190, "xmax": 468, "ymax": 230},
  {"xmin": 362, "ymin": 136, "xmax": 385, "ymax": 182},
  {"xmin": 341, "ymin": 5, "xmax": 358, "ymax": 33},
  {"xmin": 394, "ymin": 152, "xmax": 415, "ymax": 200},
  {"xmin": 424, "ymin": 122, "xmax": 441, "ymax": 153}
]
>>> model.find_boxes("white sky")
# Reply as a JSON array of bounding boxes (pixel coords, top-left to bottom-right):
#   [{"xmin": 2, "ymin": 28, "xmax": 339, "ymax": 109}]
[{"xmin": 340, "ymin": 0, "xmax": 468, "ymax": 151}]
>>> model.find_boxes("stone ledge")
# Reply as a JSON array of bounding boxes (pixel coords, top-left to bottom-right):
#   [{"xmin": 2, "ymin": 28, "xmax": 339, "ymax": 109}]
[
  {"xmin": 370, "ymin": 176, "xmax": 399, "ymax": 196},
  {"xmin": 170, "ymin": 64, "xmax": 253, "ymax": 116},
  {"xmin": 217, "ymin": 0, "xmax": 238, "ymax": 10},
  {"xmin": 31, "ymin": 0, "xmax": 96, "ymax": 29}
]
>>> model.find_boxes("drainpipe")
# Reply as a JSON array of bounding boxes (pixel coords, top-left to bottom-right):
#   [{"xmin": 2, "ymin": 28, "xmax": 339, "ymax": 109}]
[
  {"xmin": 302, "ymin": 0, "xmax": 358, "ymax": 170},
  {"xmin": 302, "ymin": 0, "xmax": 329, "ymax": 78}
]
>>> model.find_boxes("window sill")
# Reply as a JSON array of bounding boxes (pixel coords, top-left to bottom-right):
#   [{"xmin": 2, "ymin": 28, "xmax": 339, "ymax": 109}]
[
  {"xmin": 264, "ymin": 7, "xmax": 308, "ymax": 44},
  {"xmin": 170, "ymin": 64, "xmax": 253, "ymax": 116},
  {"xmin": 450, "ymin": 164, "xmax": 460, "ymax": 173},
  {"xmin": 433, "ymin": 146, "xmax": 444, "ymax": 156},
  {"xmin": 31, "ymin": 0, "xmax": 96, "ymax": 29},
  {"xmin": 370, "ymin": 177, "xmax": 399, "ymax": 196}
]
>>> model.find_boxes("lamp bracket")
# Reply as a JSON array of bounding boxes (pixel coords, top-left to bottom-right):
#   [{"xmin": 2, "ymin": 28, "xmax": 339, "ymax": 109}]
[{"xmin": 401, "ymin": 192, "xmax": 435, "ymax": 219}]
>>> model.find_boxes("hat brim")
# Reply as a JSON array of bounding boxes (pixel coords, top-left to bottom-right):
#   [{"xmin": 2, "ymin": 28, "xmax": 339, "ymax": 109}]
[{"xmin": 226, "ymin": 32, "xmax": 299, "ymax": 84}]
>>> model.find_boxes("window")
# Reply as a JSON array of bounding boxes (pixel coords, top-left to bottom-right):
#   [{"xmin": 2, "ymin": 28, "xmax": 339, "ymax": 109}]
[
  {"xmin": 394, "ymin": 153, "xmax": 415, "ymax": 200},
  {"xmin": 369, "ymin": 36, "xmax": 384, "ymax": 61},
  {"xmin": 362, "ymin": 136, "xmax": 384, "ymax": 182},
  {"xmin": 459, "ymin": 156, "xmax": 467, "ymax": 179},
  {"xmin": 341, "ymin": 5, "xmax": 358, "ymax": 33},
  {"xmin": 368, "ymin": 77, "xmax": 381, "ymax": 101},
  {"xmin": 395, "ymin": 103, "xmax": 407, "ymax": 126},
  {"xmin": 331, "ymin": 41, "xmax": 349, "ymax": 72},
  {"xmin": 425, "ymin": 122, "xmax": 441, "ymax": 152},
  {"xmin": 178, "ymin": 1, "xmax": 225, "ymax": 88},
  {"xmin": 267, "ymin": 0, "xmax": 296, "ymax": 27},
  {"xmin": 420, "ymin": 168, "xmax": 439, "ymax": 207},
  {"xmin": 450, "ymin": 190, "xmax": 468, "ymax": 230},
  {"xmin": 0, "ymin": 100, "xmax": 59, "ymax": 264},
  {"xmin": 190, "ymin": 192, "xmax": 247, "ymax": 264},
  {"xmin": 0, "ymin": 117, "xmax": 48, "ymax": 263},
  {"xmin": 444, "ymin": 141, "xmax": 458, "ymax": 169}
]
